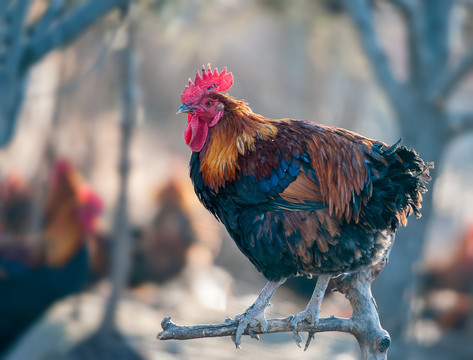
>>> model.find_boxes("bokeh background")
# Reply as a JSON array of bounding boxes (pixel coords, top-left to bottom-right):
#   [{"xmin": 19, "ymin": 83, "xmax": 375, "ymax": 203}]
[{"xmin": 1, "ymin": 0, "xmax": 473, "ymax": 359}]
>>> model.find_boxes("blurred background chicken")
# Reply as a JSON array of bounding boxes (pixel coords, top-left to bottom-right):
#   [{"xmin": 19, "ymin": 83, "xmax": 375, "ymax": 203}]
[
  {"xmin": 420, "ymin": 224, "xmax": 473, "ymax": 332},
  {"xmin": 128, "ymin": 178, "xmax": 196, "ymax": 287},
  {"xmin": 86, "ymin": 162, "xmax": 220, "ymax": 289},
  {"xmin": 84, "ymin": 161, "xmax": 224, "ymax": 309},
  {"xmin": 0, "ymin": 159, "xmax": 103, "ymax": 354}
]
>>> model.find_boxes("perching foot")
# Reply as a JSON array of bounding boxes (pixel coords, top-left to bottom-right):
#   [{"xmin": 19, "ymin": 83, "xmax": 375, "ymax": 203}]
[
  {"xmin": 233, "ymin": 305, "xmax": 269, "ymax": 348},
  {"xmin": 291, "ymin": 274, "xmax": 331, "ymax": 348},
  {"xmin": 291, "ymin": 305, "xmax": 320, "ymax": 347},
  {"xmin": 231, "ymin": 279, "xmax": 285, "ymax": 348}
]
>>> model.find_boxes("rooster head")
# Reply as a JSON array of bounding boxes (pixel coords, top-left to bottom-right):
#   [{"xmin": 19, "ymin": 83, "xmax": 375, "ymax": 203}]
[
  {"xmin": 177, "ymin": 64, "xmax": 233, "ymax": 152},
  {"xmin": 49, "ymin": 158, "xmax": 103, "ymax": 233},
  {"xmin": 77, "ymin": 187, "xmax": 103, "ymax": 233}
]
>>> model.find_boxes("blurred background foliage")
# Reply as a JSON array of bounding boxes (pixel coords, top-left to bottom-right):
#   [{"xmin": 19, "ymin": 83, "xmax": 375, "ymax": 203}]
[{"xmin": 0, "ymin": 0, "xmax": 472, "ymax": 359}]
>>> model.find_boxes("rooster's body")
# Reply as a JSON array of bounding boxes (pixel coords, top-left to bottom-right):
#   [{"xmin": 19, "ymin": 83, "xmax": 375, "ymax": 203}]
[{"xmin": 177, "ymin": 65, "xmax": 432, "ymax": 347}]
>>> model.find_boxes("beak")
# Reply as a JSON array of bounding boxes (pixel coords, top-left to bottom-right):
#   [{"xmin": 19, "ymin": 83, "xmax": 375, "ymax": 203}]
[{"xmin": 176, "ymin": 104, "xmax": 195, "ymax": 114}]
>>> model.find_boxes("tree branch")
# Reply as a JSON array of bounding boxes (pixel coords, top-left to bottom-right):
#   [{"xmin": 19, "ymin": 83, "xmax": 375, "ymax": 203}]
[
  {"xmin": 387, "ymin": 0, "xmax": 432, "ymax": 88},
  {"xmin": 429, "ymin": 45, "xmax": 473, "ymax": 106},
  {"xmin": 20, "ymin": 0, "xmax": 130, "ymax": 72},
  {"xmin": 0, "ymin": 0, "xmax": 31, "ymax": 147},
  {"xmin": 447, "ymin": 112, "xmax": 473, "ymax": 139},
  {"xmin": 0, "ymin": 0, "xmax": 129, "ymax": 148},
  {"xmin": 158, "ymin": 258, "xmax": 392, "ymax": 360},
  {"xmin": 345, "ymin": 0, "xmax": 405, "ymax": 108},
  {"xmin": 423, "ymin": 1, "xmax": 454, "ymax": 74},
  {"xmin": 157, "ymin": 316, "xmax": 355, "ymax": 341},
  {"xmin": 28, "ymin": 0, "xmax": 65, "ymax": 41}
]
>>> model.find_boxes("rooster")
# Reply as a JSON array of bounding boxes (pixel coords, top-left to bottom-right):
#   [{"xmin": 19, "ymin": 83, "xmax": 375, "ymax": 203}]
[
  {"xmin": 129, "ymin": 179, "xmax": 196, "ymax": 287},
  {"xmin": 176, "ymin": 65, "xmax": 432, "ymax": 347},
  {"xmin": 0, "ymin": 160, "xmax": 103, "ymax": 353},
  {"xmin": 420, "ymin": 224, "xmax": 473, "ymax": 331}
]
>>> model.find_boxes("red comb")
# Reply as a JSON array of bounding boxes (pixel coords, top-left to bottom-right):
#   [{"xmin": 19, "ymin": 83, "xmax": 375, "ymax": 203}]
[{"xmin": 181, "ymin": 64, "xmax": 233, "ymax": 104}]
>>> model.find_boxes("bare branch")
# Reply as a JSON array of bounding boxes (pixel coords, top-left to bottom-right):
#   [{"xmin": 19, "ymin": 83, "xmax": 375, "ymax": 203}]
[
  {"xmin": 429, "ymin": 45, "xmax": 473, "ymax": 106},
  {"xmin": 423, "ymin": 1, "xmax": 454, "ymax": 72},
  {"xmin": 0, "ymin": 0, "xmax": 129, "ymax": 148},
  {"xmin": 29, "ymin": 0, "xmax": 65, "ymax": 41},
  {"xmin": 157, "ymin": 316, "xmax": 354, "ymax": 341},
  {"xmin": 0, "ymin": 0, "xmax": 31, "ymax": 146},
  {"xmin": 20, "ymin": 0, "xmax": 130, "ymax": 72},
  {"xmin": 388, "ymin": 0, "xmax": 454, "ymax": 79},
  {"xmin": 158, "ymin": 259, "xmax": 391, "ymax": 360},
  {"xmin": 345, "ymin": 0, "xmax": 405, "ymax": 108},
  {"xmin": 387, "ymin": 0, "xmax": 433, "ymax": 88},
  {"xmin": 447, "ymin": 112, "xmax": 473, "ymax": 139}
]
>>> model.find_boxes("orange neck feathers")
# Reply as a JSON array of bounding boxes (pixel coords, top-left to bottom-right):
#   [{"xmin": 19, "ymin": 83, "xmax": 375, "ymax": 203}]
[{"xmin": 199, "ymin": 96, "xmax": 278, "ymax": 190}]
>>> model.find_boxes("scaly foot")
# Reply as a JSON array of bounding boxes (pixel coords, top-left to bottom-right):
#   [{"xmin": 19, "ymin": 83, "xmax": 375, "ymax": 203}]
[
  {"xmin": 290, "ymin": 304, "xmax": 320, "ymax": 347},
  {"xmin": 233, "ymin": 305, "xmax": 269, "ymax": 348},
  {"xmin": 291, "ymin": 274, "xmax": 331, "ymax": 348},
  {"xmin": 232, "ymin": 279, "xmax": 286, "ymax": 348}
]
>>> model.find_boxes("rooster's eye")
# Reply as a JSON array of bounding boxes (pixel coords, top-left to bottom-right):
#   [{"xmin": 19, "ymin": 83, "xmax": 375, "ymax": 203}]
[{"xmin": 205, "ymin": 101, "xmax": 212, "ymax": 107}]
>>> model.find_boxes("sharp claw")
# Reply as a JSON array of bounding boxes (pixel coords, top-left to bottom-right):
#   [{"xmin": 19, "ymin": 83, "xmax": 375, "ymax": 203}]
[
  {"xmin": 233, "ymin": 307, "xmax": 269, "ymax": 347},
  {"xmin": 304, "ymin": 332, "xmax": 315, "ymax": 351},
  {"xmin": 291, "ymin": 310, "xmax": 320, "ymax": 348},
  {"xmin": 293, "ymin": 331, "xmax": 303, "ymax": 348},
  {"xmin": 232, "ymin": 332, "xmax": 243, "ymax": 349},
  {"xmin": 234, "ymin": 320, "xmax": 247, "ymax": 348}
]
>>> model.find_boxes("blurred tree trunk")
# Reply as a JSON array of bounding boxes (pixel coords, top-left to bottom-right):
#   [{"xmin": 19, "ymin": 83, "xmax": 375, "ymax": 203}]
[
  {"xmin": 345, "ymin": 0, "xmax": 473, "ymax": 356},
  {"xmin": 69, "ymin": 5, "xmax": 143, "ymax": 360},
  {"xmin": 0, "ymin": 0, "xmax": 129, "ymax": 147},
  {"xmin": 98, "ymin": 4, "xmax": 138, "ymax": 337}
]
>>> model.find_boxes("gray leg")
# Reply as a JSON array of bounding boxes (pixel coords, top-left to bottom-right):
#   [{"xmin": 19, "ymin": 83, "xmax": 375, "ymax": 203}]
[
  {"xmin": 290, "ymin": 274, "xmax": 331, "ymax": 347},
  {"xmin": 234, "ymin": 278, "xmax": 286, "ymax": 348}
]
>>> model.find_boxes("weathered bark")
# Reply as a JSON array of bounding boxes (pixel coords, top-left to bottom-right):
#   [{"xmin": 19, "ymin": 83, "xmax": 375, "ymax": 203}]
[{"xmin": 158, "ymin": 259, "xmax": 392, "ymax": 360}]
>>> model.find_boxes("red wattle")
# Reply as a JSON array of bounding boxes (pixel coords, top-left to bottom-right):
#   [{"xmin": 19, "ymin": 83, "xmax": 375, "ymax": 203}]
[
  {"xmin": 184, "ymin": 114, "xmax": 193, "ymax": 144},
  {"xmin": 184, "ymin": 114, "xmax": 209, "ymax": 152}
]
